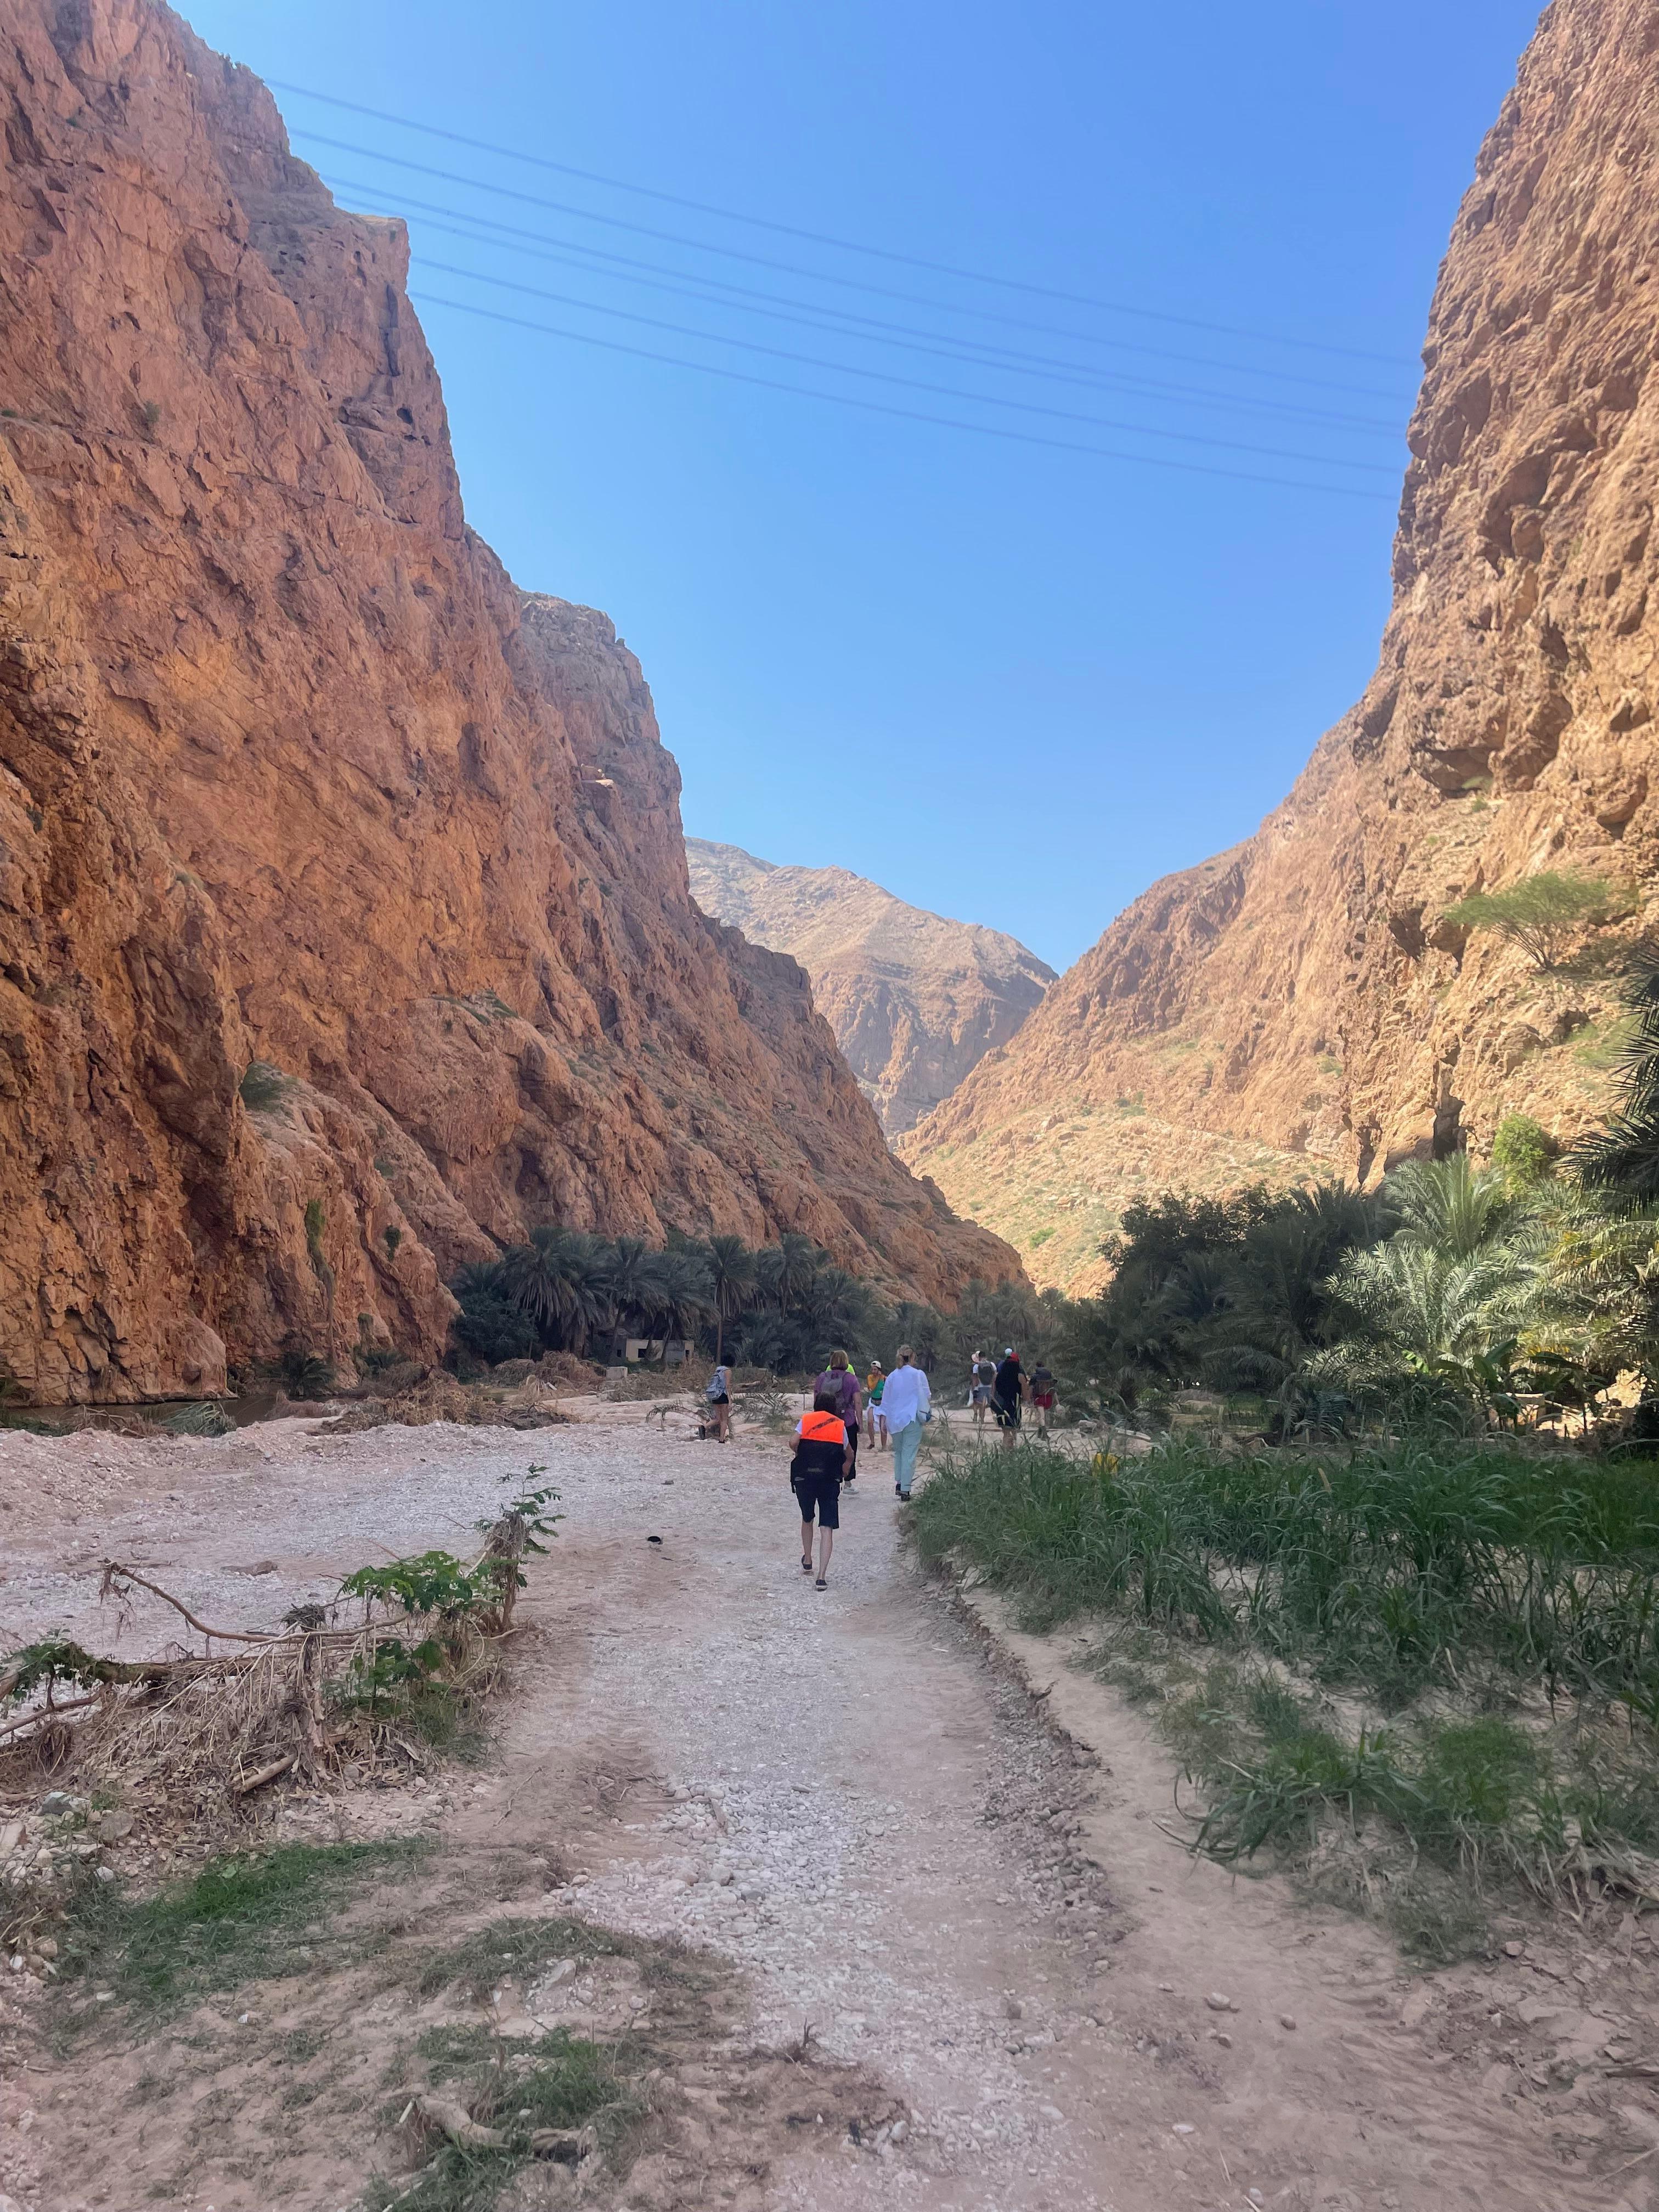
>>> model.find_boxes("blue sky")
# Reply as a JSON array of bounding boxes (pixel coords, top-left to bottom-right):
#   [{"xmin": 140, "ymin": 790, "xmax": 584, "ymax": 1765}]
[{"xmin": 187, "ymin": 0, "xmax": 1544, "ymax": 972}]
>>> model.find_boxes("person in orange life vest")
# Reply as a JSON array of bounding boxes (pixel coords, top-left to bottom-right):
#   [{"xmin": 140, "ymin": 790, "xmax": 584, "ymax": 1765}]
[{"xmin": 791, "ymin": 1391, "xmax": 851, "ymax": 1589}]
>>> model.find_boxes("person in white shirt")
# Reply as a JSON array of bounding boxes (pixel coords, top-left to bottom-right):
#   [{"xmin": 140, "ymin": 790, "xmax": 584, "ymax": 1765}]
[{"xmin": 883, "ymin": 1345, "xmax": 932, "ymax": 1501}]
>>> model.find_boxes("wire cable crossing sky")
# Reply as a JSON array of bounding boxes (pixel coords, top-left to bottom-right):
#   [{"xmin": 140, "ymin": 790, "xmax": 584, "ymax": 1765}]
[
  {"xmin": 187, "ymin": 0, "xmax": 1544, "ymax": 967},
  {"xmin": 272, "ymin": 78, "xmax": 1420, "ymax": 366}
]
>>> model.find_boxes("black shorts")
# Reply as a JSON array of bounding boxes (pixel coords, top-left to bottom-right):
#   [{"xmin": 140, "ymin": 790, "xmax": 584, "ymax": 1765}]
[
  {"xmin": 792, "ymin": 1469, "xmax": 840, "ymax": 1528},
  {"xmin": 994, "ymin": 1396, "xmax": 1022, "ymax": 1428},
  {"xmin": 708, "ymin": 1393, "xmax": 730, "ymax": 1407}
]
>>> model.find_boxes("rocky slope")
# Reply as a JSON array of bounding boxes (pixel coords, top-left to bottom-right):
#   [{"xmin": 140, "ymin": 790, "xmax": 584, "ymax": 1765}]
[
  {"xmin": 0, "ymin": 0, "xmax": 1016, "ymax": 1403},
  {"xmin": 686, "ymin": 840, "xmax": 1054, "ymax": 1135},
  {"xmin": 905, "ymin": 0, "xmax": 1659, "ymax": 1293}
]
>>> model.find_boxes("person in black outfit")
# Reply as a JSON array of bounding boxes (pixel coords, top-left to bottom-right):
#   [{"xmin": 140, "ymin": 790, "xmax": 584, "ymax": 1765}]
[
  {"xmin": 993, "ymin": 1347, "xmax": 1026, "ymax": 1446},
  {"xmin": 791, "ymin": 1391, "xmax": 852, "ymax": 1588}
]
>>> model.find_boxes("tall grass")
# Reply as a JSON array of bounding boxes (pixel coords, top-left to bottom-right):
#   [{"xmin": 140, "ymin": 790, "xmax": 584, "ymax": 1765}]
[
  {"xmin": 912, "ymin": 1437, "xmax": 1659, "ymax": 1715},
  {"xmin": 916, "ymin": 1437, "xmax": 1659, "ymax": 1934}
]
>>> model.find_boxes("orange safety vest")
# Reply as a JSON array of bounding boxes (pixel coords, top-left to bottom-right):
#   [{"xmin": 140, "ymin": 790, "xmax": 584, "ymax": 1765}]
[{"xmin": 798, "ymin": 1410, "xmax": 847, "ymax": 1444}]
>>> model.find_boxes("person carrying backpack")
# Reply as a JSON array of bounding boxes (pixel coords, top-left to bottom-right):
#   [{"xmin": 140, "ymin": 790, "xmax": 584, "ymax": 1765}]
[
  {"xmin": 792, "ymin": 1391, "xmax": 851, "ymax": 1587},
  {"xmin": 993, "ymin": 1347, "xmax": 1025, "ymax": 1445},
  {"xmin": 1029, "ymin": 1358, "xmax": 1057, "ymax": 1433},
  {"xmin": 814, "ymin": 1349, "xmax": 862, "ymax": 1487}
]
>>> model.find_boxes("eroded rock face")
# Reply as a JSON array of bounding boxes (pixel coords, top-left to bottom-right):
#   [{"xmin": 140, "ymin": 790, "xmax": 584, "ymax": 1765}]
[
  {"xmin": 904, "ymin": 0, "xmax": 1659, "ymax": 1292},
  {"xmin": 0, "ymin": 0, "xmax": 1016, "ymax": 1401},
  {"xmin": 686, "ymin": 841, "xmax": 1054, "ymax": 1136}
]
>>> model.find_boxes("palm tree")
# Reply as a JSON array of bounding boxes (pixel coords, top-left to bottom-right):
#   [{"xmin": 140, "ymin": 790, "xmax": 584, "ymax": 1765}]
[
  {"xmin": 499, "ymin": 1228, "xmax": 610, "ymax": 1352},
  {"xmin": 651, "ymin": 1246, "xmax": 714, "ymax": 1363},
  {"xmin": 755, "ymin": 1232, "xmax": 818, "ymax": 1314},
  {"xmin": 1387, "ymin": 1153, "xmax": 1516, "ymax": 1259},
  {"xmin": 1573, "ymin": 943, "xmax": 1659, "ymax": 1203},
  {"xmin": 1333, "ymin": 1238, "xmax": 1531, "ymax": 1370},
  {"xmin": 705, "ymin": 1234, "xmax": 757, "ymax": 1364},
  {"xmin": 597, "ymin": 1237, "xmax": 669, "ymax": 1344}
]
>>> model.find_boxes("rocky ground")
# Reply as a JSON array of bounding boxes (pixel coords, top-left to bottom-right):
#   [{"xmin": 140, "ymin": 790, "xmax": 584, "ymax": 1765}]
[{"xmin": 3, "ymin": 1401, "xmax": 1658, "ymax": 2210}]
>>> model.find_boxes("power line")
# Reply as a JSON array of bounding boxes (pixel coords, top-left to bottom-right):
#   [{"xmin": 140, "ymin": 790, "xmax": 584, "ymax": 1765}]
[
  {"xmin": 416, "ymin": 257, "xmax": 1396, "ymax": 476},
  {"xmin": 322, "ymin": 173, "xmax": 1404, "ymax": 439},
  {"xmin": 274, "ymin": 78, "xmax": 1413, "ymax": 368},
  {"xmin": 409, "ymin": 290, "xmax": 1398, "ymax": 502},
  {"xmin": 291, "ymin": 130, "xmax": 1414, "ymax": 404}
]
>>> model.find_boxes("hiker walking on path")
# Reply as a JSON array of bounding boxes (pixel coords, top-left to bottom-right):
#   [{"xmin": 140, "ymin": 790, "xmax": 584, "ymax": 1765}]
[
  {"xmin": 865, "ymin": 1361, "xmax": 888, "ymax": 1451},
  {"xmin": 1029, "ymin": 1358, "xmax": 1056, "ymax": 1434},
  {"xmin": 884, "ymin": 1344, "xmax": 932, "ymax": 1500},
  {"xmin": 704, "ymin": 1359, "xmax": 731, "ymax": 1443},
  {"xmin": 993, "ymin": 1347, "xmax": 1026, "ymax": 1446},
  {"xmin": 815, "ymin": 1349, "xmax": 862, "ymax": 1488},
  {"xmin": 791, "ymin": 1392, "xmax": 851, "ymax": 1587},
  {"xmin": 969, "ymin": 1352, "xmax": 995, "ymax": 1428}
]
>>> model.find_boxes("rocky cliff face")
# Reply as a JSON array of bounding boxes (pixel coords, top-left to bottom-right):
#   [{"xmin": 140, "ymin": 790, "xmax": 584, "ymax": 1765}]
[
  {"xmin": 905, "ymin": 0, "xmax": 1659, "ymax": 1293},
  {"xmin": 686, "ymin": 840, "xmax": 1054, "ymax": 1136},
  {"xmin": 0, "ymin": 0, "xmax": 1016, "ymax": 1402}
]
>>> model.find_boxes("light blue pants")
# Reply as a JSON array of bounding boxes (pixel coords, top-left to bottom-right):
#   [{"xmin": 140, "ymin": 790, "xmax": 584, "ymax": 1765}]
[{"xmin": 892, "ymin": 1421, "xmax": 922, "ymax": 1496}]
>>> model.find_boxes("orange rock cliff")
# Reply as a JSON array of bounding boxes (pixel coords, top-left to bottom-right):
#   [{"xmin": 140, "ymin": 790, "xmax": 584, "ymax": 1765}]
[
  {"xmin": 905, "ymin": 0, "xmax": 1659, "ymax": 1292},
  {"xmin": 0, "ymin": 0, "xmax": 1018, "ymax": 1402}
]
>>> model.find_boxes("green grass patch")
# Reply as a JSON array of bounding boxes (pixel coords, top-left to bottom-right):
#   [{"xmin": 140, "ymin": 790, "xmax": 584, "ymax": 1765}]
[
  {"xmin": 59, "ymin": 1839, "xmax": 428, "ymax": 2018},
  {"xmin": 365, "ymin": 2018, "xmax": 629, "ymax": 2212}
]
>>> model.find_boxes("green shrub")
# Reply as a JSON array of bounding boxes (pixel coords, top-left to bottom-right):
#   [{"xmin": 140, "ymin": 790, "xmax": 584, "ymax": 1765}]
[
  {"xmin": 1490, "ymin": 1113, "xmax": 1560, "ymax": 1188},
  {"xmin": 239, "ymin": 1061, "xmax": 292, "ymax": 1113}
]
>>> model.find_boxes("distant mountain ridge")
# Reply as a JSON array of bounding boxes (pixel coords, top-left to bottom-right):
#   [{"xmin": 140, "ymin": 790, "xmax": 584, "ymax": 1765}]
[{"xmin": 686, "ymin": 841, "xmax": 1055, "ymax": 1136}]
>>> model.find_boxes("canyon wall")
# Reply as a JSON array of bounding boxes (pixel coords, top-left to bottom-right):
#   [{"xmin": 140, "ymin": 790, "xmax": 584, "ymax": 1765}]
[
  {"xmin": 686, "ymin": 839, "xmax": 1054, "ymax": 1136},
  {"xmin": 905, "ymin": 0, "xmax": 1659, "ymax": 1293},
  {"xmin": 0, "ymin": 0, "xmax": 1015, "ymax": 1401}
]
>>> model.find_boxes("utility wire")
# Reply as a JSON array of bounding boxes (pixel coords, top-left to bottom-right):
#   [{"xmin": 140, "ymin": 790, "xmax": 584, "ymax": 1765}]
[
  {"xmin": 274, "ymin": 78, "xmax": 1413, "ymax": 368},
  {"xmin": 416, "ymin": 257, "xmax": 1395, "ymax": 475},
  {"xmin": 323, "ymin": 173, "xmax": 1404, "ymax": 439},
  {"xmin": 409, "ymin": 290, "xmax": 1397, "ymax": 502},
  {"xmin": 292, "ymin": 130, "xmax": 1413, "ymax": 403}
]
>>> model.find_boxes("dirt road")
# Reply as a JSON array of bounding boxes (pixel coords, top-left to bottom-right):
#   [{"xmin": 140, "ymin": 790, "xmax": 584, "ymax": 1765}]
[{"xmin": 2, "ymin": 1406, "xmax": 1655, "ymax": 2210}]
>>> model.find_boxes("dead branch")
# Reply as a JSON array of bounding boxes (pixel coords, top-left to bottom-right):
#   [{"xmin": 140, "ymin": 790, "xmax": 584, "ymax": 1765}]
[
  {"xmin": 234, "ymin": 1753, "xmax": 297, "ymax": 1796},
  {"xmin": 411, "ymin": 2091, "xmax": 506, "ymax": 2149},
  {"xmin": 100, "ymin": 1562, "xmax": 281, "ymax": 1644}
]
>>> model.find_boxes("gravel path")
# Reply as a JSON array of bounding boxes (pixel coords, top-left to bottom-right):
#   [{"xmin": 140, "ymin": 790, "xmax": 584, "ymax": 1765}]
[{"xmin": 5, "ymin": 1407, "xmax": 1655, "ymax": 2212}]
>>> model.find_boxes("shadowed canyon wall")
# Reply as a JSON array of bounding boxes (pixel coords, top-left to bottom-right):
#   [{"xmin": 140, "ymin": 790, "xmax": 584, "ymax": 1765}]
[
  {"xmin": 905, "ymin": 0, "xmax": 1659, "ymax": 1292},
  {"xmin": 0, "ymin": 0, "xmax": 1017, "ymax": 1401}
]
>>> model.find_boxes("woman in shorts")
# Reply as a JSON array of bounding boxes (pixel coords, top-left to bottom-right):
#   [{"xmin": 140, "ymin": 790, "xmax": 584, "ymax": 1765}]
[
  {"xmin": 969, "ymin": 1353, "xmax": 995, "ymax": 1427},
  {"xmin": 704, "ymin": 1359, "xmax": 731, "ymax": 1443},
  {"xmin": 1029, "ymin": 1359, "xmax": 1057, "ymax": 1432},
  {"xmin": 791, "ymin": 1392, "xmax": 851, "ymax": 1588}
]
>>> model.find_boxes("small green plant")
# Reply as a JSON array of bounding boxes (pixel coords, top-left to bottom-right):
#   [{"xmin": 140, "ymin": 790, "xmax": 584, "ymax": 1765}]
[
  {"xmin": 340, "ymin": 1551, "xmax": 488, "ymax": 1623},
  {"xmin": 238, "ymin": 1061, "xmax": 292, "ymax": 1113},
  {"xmin": 2, "ymin": 1635, "xmax": 124, "ymax": 1702},
  {"xmin": 383, "ymin": 1224, "xmax": 403, "ymax": 1259},
  {"xmin": 1443, "ymin": 869, "xmax": 1638, "ymax": 970}
]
